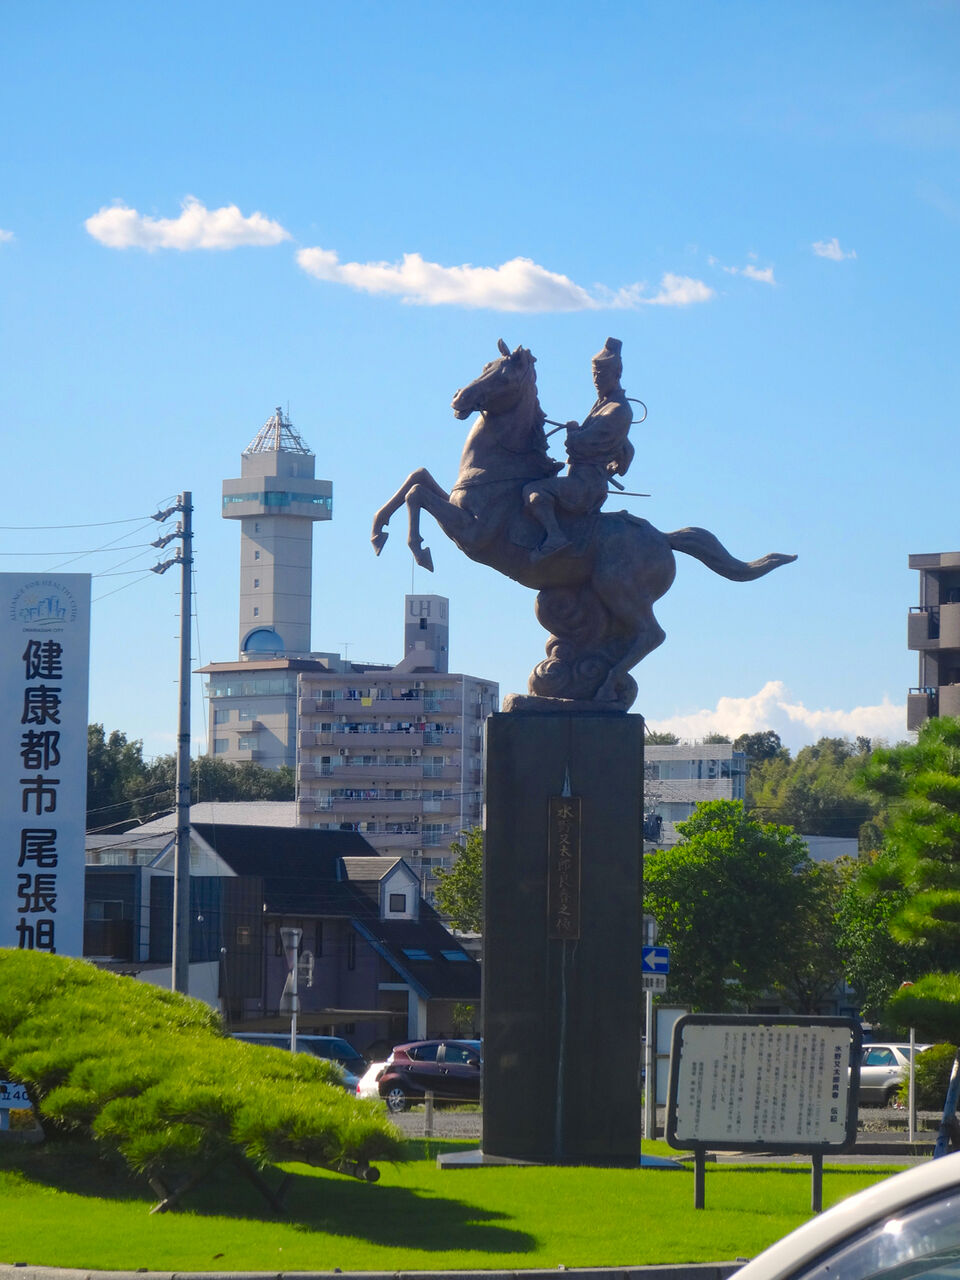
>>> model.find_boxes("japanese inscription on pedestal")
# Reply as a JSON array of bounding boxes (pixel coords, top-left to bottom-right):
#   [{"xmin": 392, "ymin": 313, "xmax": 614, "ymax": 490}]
[
  {"xmin": 2, "ymin": 576, "xmax": 90, "ymax": 957},
  {"xmin": 547, "ymin": 796, "xmax": 581, "ymax": 939}
]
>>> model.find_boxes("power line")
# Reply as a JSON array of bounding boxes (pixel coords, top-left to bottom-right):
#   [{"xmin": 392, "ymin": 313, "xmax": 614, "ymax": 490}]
[{"xmin": 0, "ymin": 516, "xmax": 156, "ymax": 530}]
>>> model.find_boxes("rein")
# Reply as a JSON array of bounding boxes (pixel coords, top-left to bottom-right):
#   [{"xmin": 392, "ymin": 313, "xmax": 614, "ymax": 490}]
[{"xmin": 544, "ymin": 398, "xmax": 648, "ymax": 436}]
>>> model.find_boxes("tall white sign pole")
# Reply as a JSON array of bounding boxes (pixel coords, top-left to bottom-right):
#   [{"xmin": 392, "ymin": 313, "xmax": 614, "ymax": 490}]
[{"xmin": 0, "ymin": 574, "xmax": 91, "ymax": 957}]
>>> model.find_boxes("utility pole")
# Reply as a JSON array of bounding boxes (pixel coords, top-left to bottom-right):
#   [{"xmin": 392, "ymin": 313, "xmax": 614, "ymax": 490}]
[{"xmin": 151, "ymin": 492, "xmax": 193, "ymax": 994}]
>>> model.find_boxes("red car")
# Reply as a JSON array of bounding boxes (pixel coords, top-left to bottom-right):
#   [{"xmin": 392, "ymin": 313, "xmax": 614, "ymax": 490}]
[{"xmin": 378, "ymin": 1038, "xmax": 481, "ymax": 1113}]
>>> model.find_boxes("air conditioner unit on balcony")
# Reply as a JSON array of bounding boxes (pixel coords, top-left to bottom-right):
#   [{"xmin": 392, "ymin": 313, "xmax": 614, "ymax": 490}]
[
  {"xmin": 411, "ymin": 748, "xmax": 422, "ymax": 758},
  {"xmin": 339, "ymin": 748, "xmax": 349, "ymax": 756},
  {"xmin": 412, "ymin": 848, "xmax": 422, "ymax": 856},
  {"xmin": 339, "ymin": 715, "xmax": 348, "ymax": 723},
  {"xmin": 415, "ymin": 681, "xmax": 425, "ymax": 689}
]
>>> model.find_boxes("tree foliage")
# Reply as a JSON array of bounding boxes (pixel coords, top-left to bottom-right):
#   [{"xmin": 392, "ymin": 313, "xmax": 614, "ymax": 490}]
[
  {"xmin": 834, "ymin": 850, "xmax": 927, "ymax": 1023},
  {"xmin": 733, "ymin": 730, "xmax": 789, "ymax": 764},
  {"xmin": 432, "ymin": 827, "xmax": 483, "ymax": 934},
  {"xmin": 87, "ymin": 725, "xmax": 149, "ymax": 831},
  {"xmin": 643, "ymin": 800, "xmax": 816, "ymax": 1011},
  {"xmin": 857, "ymin": 718, "xmax": 960, "ymax": 1040},
  {"xmin": 777, "ymin": 858, "xmax": 850, "ymax": 1015},
  {"xmin": 87, "ymin": 724, "xmax": 294, "ymax": 832},
  {"xmin": 644, "ymin": 730, "xmax": 679, "ymax": 744},
  {"xmin": 0, "ymin": 949, "xmax": 401, "ymax": 1198},
  {"xmin": 746, "ymin": 736, "xmax": 879, "ymax": 840}
]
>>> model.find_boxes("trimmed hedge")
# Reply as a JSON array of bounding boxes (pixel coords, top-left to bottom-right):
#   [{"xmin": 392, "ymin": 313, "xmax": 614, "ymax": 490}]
[
  {"xmin": 0, "ymin": 949, "xmax": 402, "ymax": 1182},
  {"xmin": 897, "ymin": 1042, "xmax": 959, "ymax": 1111}
]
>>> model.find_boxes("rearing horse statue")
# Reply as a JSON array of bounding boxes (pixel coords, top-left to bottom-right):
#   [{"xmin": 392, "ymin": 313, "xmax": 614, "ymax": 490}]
[{"xmin": 371, "ymin": 340, "xmax": 795, "ymax": 712}]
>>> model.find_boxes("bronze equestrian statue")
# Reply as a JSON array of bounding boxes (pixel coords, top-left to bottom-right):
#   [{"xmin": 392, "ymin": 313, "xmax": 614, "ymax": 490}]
[{"xmin": 371, "ymin": 339, "xmax": 795, "ymax": 712}]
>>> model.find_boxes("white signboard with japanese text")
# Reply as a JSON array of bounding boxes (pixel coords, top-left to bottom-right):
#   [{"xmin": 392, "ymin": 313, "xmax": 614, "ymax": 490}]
[
  {"xmin": 667, "ymin": 1014, "xmax": 860, "ymax": 1153},
  {"xmin": 0, "ymin": 574, "xmax": 91, "ymax": 958}
]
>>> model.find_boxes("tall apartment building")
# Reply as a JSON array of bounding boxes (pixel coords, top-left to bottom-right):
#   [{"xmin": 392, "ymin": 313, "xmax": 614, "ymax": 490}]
[
  {"xmin": 202, "ymin": 412, "xmax": 498, "ymax": 883},
  {"xmin": 643, "ymin": 742, "xmax": 747, "ymax": 848},
  {"xmin": 907, "ymin": 551, "xmax": 960, "ymax": 730}
]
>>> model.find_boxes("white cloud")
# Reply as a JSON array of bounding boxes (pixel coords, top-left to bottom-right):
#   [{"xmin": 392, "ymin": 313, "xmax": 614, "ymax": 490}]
[
  {"xmin": 85, "ymin": 197, "xmax": 291, "ymax": 251},
  {"xmin": 0, "ymin": 228, "xmax": 14, "ymax": 242},
  {"xmin": 812, "ymin": 237, "xmax": 856, "ymax": 261},
  {"xmin": 645, "ymin": 680, "xmax": 906, "ymax": 754},
  {"xmin": 711, "ymin": 256, "xmax": 777, "ymax": 284},
  {"xmin": 741, "ymin": 263, "xmax": 776, "ymax": 284},
  {"xmin": 296, "ymin": 246, "xmax": 714, "ymax": 312},
  {"xmin": 642, "ymin": 272, "xmax": 716, "ymax": 306}
]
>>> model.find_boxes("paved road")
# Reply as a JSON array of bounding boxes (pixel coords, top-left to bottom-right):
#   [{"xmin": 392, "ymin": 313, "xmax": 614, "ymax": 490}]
[{"xmin": 388, "ymin": 1104, "xmax": 943, "ymax": 1152}]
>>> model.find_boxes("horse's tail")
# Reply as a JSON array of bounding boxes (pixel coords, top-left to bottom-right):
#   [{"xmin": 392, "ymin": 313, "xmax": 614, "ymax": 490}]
[{"xmin": 665, "ymin": 526, "xmax": 797, "ymax": 582}]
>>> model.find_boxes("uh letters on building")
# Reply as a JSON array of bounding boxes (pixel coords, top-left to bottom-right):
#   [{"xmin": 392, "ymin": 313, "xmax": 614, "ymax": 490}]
[{"xmin": 1, "ymin": 575, "xmax": 90, "ymax": 958}]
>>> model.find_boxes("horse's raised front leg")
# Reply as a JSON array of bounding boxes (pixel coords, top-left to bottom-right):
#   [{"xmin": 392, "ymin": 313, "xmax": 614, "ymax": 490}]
[
  {"xmin": 405, "ymin": 482, "xmax": 476, "ymax": 573},
  {"xmin": 371, "ymin": 468, "xmax": 448, "ymax": 556}
]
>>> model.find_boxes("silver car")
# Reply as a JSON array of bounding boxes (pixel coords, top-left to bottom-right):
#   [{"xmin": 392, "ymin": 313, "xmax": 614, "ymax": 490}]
[{"xmin": 859, "ymin": 1042, "xmax": 930, "ymax": 1107}]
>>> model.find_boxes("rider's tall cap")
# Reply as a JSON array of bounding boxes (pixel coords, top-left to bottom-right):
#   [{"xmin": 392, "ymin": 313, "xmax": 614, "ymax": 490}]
[{"xmin": 593, "ymin": 336, "xmax": 623, "ymax": 365}]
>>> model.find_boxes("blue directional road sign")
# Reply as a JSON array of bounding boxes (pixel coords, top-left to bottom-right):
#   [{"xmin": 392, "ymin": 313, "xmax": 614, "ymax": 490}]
[{"xmin": 642, "ymin": 945, "xmax": 670, "ymax": 974}]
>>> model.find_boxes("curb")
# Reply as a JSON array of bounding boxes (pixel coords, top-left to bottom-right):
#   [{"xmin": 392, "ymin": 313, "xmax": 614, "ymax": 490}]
[{"xmin": 0, "ymin": 1268, "xmax": 746, "ymax": 1280}]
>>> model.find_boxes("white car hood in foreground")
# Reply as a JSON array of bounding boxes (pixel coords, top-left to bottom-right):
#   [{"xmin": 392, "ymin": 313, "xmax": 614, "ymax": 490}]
[{"xmin": 734, "ymin": 1151, "xmax": 960, "ymax": 1280}]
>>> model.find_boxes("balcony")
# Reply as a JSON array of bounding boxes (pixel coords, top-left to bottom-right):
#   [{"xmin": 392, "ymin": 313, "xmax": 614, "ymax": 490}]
[
  {"xmin": 941, "ymin": 684, "xmax": 960, "ymax": 718},
  {"xmin": 335, "ymin": 763, "xmax": 426, "ymax": 780},
  {"xmin": 907, "ymin": 687, "xmax": 937, "ymax": 732},
  {"xmin": 318, "ymin": 798, "xmax": 428, "ymax": 816},
  {"xmin": 298, "ymin": 763, "xmax": 334, "ymax": 780},
  {"xmin": 908, "ymin": 607, "xmax": 938, "ymax": 650}
]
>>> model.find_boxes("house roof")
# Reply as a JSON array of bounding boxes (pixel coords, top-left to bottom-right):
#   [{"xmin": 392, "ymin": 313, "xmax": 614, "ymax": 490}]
[
  {"xmin": 190, "ymin": 823, "xmax": 478, "ymax": 1000},
  {"xmin": 191, "ymin": 823, "xmax": 379, "ymax": 914},
  {"xmin": 129, "ymin": 801, "xmax": 301, "ymax": 834},
  {"xmin": 355, "ymin": 914, "xmax": 481, "ymax": 1001},
  {"xmin": 341, "ymin": 856, "xmax": 402, "ymax": 882}
]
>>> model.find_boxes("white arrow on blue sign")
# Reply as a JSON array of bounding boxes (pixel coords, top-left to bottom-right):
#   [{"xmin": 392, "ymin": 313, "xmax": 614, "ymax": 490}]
[{"xmin": 642, "ymin": 945, "xmax": 670, "ymax": 974}]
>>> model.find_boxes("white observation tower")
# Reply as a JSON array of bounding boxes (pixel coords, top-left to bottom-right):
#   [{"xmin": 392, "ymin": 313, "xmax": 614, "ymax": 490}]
[{"xmin": 222, "ymin": 407, "xmax": 332, "ymax": 658}]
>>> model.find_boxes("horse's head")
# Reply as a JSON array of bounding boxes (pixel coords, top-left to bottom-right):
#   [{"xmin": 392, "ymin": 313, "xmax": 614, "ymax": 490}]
[{"xmin": 451, "ymin": 339, "xmax": 537, "ymax": 420}]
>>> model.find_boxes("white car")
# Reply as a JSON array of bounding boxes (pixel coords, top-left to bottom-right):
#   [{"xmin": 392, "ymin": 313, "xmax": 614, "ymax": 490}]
[
  {"xmin": 355, "ymin": 1060, "xmax": 387, "ymax": 1100},
  {"xmin": 733, "ymin": 1151, "xmax": 960, "ymax": 1280}
]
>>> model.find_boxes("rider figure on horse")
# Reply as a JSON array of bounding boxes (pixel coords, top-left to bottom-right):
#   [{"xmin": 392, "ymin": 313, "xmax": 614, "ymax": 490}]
[{"xmin": 524, "ymin": 337, "xmax": 634, "ymax": 559}]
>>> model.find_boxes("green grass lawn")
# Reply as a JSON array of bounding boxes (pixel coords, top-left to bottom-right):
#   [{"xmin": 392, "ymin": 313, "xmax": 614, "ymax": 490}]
[{"xmin": 0, "ymin": 1137, "xmax": 904, "ymax": 1273}]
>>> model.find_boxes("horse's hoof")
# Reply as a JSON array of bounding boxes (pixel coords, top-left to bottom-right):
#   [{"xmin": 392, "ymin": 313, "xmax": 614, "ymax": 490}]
[
  {"xmin": 415, "ymin": 546, "xmax": 435, "ymax": 573},
  {"xmin": 371, "ymin": 531, "xmax": 388, "ymax": 556}
]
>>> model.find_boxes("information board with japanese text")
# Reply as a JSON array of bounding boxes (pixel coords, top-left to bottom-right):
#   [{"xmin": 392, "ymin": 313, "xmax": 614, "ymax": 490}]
[
  {"xmin": 666, "ymin": 1014, "xmax": 860, "ymax": 1153},
  {"xmin": 1, "ymin": 574, "xmax": 91, "ymax": 958}
]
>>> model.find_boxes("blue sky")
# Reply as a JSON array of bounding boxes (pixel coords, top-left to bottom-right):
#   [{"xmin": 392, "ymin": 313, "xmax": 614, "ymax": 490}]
[{"xmin": 2, "ymin": 1, "xmax": 958, "ymax": 757}]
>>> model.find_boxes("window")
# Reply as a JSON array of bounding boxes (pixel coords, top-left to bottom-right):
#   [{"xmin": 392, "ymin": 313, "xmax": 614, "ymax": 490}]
[
  {"xmin": 213, "ymin": 708, "xmax": 229, "ymax": 724},
  {"xmin": 864, "ymin": 1048, "xmax": 897, "ymax": 1067},
  {"xmin": 253, "ymin": 607, "xmax": 259, "ymax": 617},
  {"xmin": 440, "ymin": 949, "xmax": 470, "ymax": 962},
  {"xmin": 213, "ymin": 738, "xmax": 228, "ymax": 753},
  {"xmin": 236, "ymin": 925, "xmax": 251, "ymax": 948},
  {"xmin": 254, "ymin": 550, "xmax": 260, "ymax": 560},
  {"xmin": 388, "ymin": 892, "xmax": 407, "ymax": 913},
  {"xmin": 409, "ymin": 1042, "xmax": 439, "ymax": 1061},
  {"xmin": 253, "ymin": 578, "xmax": 260, "ymax": 588},
  {"xmin": 346, "ymin": 931, "xmax": 356, "ymax": 970},
  {"xmin": 402, "ymin": 947, "xmax": 431, "ymax": 961}
]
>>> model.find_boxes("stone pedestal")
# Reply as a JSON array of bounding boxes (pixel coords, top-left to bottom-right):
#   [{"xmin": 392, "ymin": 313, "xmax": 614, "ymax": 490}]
[{"xmin": 481, "ymin": 710, "xmax": 644, "ymax": 1163}]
